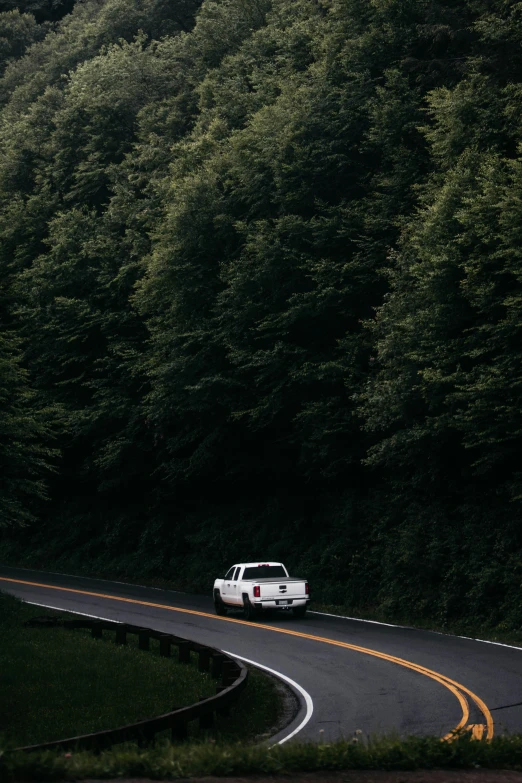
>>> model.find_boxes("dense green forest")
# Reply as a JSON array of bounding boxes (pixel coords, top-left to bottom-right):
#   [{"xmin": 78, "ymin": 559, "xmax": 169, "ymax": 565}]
[{"xmin": 1, "ymin": 0, "xmax": 521, "ymax": 632}]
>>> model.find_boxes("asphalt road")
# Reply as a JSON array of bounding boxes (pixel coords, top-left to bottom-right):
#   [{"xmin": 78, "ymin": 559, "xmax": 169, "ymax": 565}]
[{"xmin": 2, "ymin": 565, "xmax": 522, "ymax": 744}]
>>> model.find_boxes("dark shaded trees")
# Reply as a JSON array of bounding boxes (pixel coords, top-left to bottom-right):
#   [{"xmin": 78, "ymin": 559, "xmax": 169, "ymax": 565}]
[
  {"xmin": 360, "ymin": 4, "xmax": 522, "ymax": 623},
  {"xmin": 0, "ymin": 326, "xmax": 57, "ymax": 527},
  {"xmin": 1, "ymin": 0, "xmax": 522, "ymax": 629}
]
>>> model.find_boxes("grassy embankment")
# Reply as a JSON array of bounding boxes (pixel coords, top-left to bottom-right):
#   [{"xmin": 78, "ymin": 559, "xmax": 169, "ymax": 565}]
[
  {"xmin": 4, "ymin": 732, "xmax": 522, "ymax": 781},
  {"xmin": 0, "ymin": 592, "xmax": 283, "ymax": 748}
]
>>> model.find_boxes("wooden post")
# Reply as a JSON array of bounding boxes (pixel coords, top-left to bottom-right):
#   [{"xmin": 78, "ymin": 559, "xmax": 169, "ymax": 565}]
[
  {"xmin": 91, "ymin": 622, "xmax": 102, "ymax": 639},
  {"xmin": 215, "ymin": 686, "xmax": 230, "ymax": 716},
  {"xmin": 198, "ymin": 648, "xmax": 211, "ymax": 672},
  {"xmin": 211, "ymin": 653, "xmax": 224, "ymax": 678},
  {"xmin": 159, "ymin": 635, "xmax": 171, "ymax": 657},
  {"xmin": 115, "ymin": 626, "xmax": 127, "ymax": 645},
  {"xmin": 138, "ymin": 630, "xmax": 150, "ymax": 651},
  {"xmin": 171, "ymin": 721, "xmax": 188, "ymax": 742},
  {"xmin": 221, "ymin": 660, "xmax": 236, "ymax": 686},
  {"xmin": 137, "ymin": 726, "xmax": 154, "ymax": 747},
  {"xmin": 199, "ymin": 697, "xmax": 214, "ymax": 729},
  {"xmin": 178, "ymin": 640, "xmax": 190, "ymax": 663}
]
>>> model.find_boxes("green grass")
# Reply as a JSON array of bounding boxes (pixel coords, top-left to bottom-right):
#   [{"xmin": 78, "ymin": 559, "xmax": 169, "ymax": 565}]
[
  {"xmin": 212, "ymin": 665, "xmax": 284, "ymax": 744},
  {"xmin": 0, "ymin": 592, "xmax": 284, "ymax": 748},
  {"xmin": 4, "ymin": 732, "xmax": 522, "ymax": 781}
]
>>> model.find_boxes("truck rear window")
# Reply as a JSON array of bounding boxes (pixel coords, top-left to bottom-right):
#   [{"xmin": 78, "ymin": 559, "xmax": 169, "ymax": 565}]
[{"xmin": 242, "ymin": 565, "xmax": 287, "ymax": 579}]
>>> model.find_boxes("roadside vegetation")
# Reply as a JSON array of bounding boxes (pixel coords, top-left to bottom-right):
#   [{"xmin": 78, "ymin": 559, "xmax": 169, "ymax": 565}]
[
  {"xmin": 0, "ymin": 593, "xmax": 284, "ymax": 748},
  {"xmin": 4, "ymin": 733, "xmax": 522, "ymax": 781}
]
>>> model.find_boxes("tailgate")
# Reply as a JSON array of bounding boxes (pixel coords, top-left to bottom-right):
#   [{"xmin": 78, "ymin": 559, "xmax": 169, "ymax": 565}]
[{"xmin": 259, "ymin": 580, "xmax": 306, "ymax": 600}]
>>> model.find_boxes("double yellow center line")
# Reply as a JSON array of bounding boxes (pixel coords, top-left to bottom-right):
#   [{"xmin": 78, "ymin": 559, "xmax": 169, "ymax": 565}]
[{"xmin": 0, "ymin": 576, "xmax": 493, "ymax": 741}]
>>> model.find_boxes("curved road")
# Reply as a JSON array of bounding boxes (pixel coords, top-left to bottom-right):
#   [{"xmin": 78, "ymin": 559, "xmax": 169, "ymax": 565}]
[{"xmin": 1, "ymin": 565, "xmax": 522, "ymax": 744}]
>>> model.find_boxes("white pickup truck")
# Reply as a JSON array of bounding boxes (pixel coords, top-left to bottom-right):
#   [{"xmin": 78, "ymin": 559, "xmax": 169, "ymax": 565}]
[{"xmin": 213, "ymin": 561, "xmax": 309, "ymax": 620}]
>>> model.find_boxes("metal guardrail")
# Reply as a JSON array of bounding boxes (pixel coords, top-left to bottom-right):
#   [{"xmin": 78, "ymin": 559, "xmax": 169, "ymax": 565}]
[{"xmin": 15, "ymin": 617, "xmax": 248, "ymax": 753}]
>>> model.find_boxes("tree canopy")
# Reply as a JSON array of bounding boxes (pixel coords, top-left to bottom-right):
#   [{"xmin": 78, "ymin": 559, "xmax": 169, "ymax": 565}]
[{"xmin": 1, "ymin": 0, "xmax": 521, "ymax": 630}]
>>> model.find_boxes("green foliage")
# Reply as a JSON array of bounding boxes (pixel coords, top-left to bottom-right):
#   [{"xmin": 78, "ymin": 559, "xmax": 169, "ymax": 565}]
[
  {"xmin": 5, "ymin": 732, "xmax": 522, "ymax": 780},
  {"xmin": 0, "ymin": 1, "xmax": 75, "ymax": 26},
  {"xmin": 0, "ymin": 10, "xmax": 43, "ymax": 76},
  {"xmin": 0, "ymin": 328, "xmax": 57, "ymax": 528},
  {"xmin": 1, "ymin": 0, "xmax": 522, "ymax": 635},
  {"xmin": 359, "ymin": 9, "xmax": 522, "ymax": 622}
]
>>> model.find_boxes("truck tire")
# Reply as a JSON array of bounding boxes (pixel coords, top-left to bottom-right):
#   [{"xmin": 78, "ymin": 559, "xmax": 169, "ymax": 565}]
[
  {"xmin": 242, "ymin": 594, "xmax": 256, "ymax": 621},
  {"xmin": 214, "ymin": 589, "xmax": 228, "ymax": 616},
  {"xmin": 293, "ymin": 605, "xmax": 307, "ymax": 619}
]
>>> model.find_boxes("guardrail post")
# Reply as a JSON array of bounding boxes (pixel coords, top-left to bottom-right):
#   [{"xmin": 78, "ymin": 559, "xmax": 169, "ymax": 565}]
[
  {"xmin": 91, "ymin": 622, "xmax": 102, "ymax": 639},
  {"xmin": 221, "ymin": 660, "xmax": 237, "ymax": 686},
  {"xmin": 198, "ymin": 648, "xmax": 211, "ymax": 672},
  {"xmin": 137, "ymin": 726, "xmax": 155, "ymax": 747},
  {"xmin": 211, "ymin": 653, "xmax": 224, "ymax": 678},
  {"xmin": 138, "ymin": 630, "xmax": 150, "ymax": 651},
  {"xmin": 115, "ymin": 626, "xmax": 127, "ymax": 645},
  {"xmin": 178, "ymin": 640, "xmax": 190, "ymax": 663},
  {"xmin": 215, "ymin": 685, "xmax": 230, "ymax": 716},
  {"xmin": 171, "ymin": 721, "xmax": 188, "ymax": 742},
  {"xmin": 159, "ymin": 635, "xmax": 171, "ymax": 657},
  {"xmin": 198, "ymin": 697, "xmax": 214, "ymax": 729}
]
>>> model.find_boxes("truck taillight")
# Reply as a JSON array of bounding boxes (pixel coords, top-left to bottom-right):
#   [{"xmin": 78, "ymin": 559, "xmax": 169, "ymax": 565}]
[
  {"xmin": 254, "ymin": 585, "xmax": 260, "ymax": 598},
  {"xmin": 305, "ymin": 583, "xmax": 309, "ymax": 596}
]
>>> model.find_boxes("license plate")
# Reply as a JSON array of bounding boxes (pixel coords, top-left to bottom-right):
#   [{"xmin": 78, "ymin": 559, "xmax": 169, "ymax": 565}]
[{"xmin": 277, "ymin": 599, "xmax": 290, "ymax": 605}]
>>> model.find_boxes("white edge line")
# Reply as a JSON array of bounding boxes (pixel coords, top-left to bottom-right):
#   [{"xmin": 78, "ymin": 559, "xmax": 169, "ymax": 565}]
[
  {"xmin": 22, "ymin": 600, "xmax": 122, "ymax": 623},
  {"xmin": 430, "ymin": 633, "xmax": 522, "ymax": 652},
  {"xmin": 23, "ymin": 600, "xmax": 315, "ymax": 744},
  {"xmin": 310, "ymin": 610, "xmax": 401, "ymax": 629},
  {"xmin": 222, "ymin": 649, "xmax": 313, "ymax": 745},
  {"xmin": 309, "ymin": 610, "xmax": 522, "ymax": 651}
]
